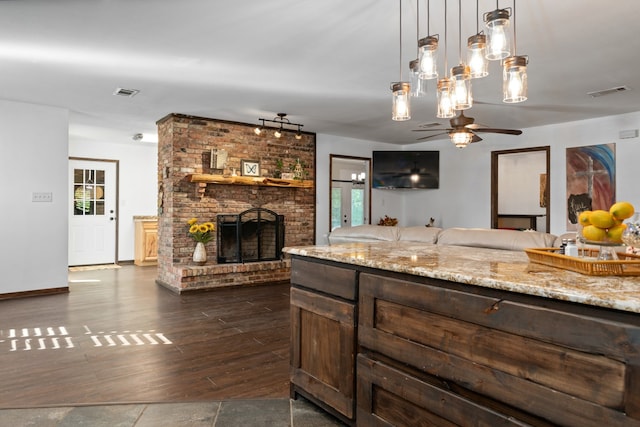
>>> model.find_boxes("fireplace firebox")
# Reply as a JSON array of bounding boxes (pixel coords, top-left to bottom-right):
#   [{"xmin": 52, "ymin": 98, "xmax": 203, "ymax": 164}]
[{"xmin": 216, "ymin": 208, "xmax": 285, "ymax": 264}]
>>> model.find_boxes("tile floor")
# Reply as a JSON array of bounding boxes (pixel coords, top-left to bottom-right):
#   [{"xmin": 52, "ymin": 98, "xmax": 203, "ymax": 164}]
[{"xmin": 0, "ymin": 397, "xmax": 347, "ymax": 426}]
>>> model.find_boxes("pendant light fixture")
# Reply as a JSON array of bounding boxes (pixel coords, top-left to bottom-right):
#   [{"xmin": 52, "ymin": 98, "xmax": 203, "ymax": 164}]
[
  {"xmin": 409, "ymin": 0, "xmax": 427, "ymax": 97},
  {"xmin": 451, "ymin": 0, "xmax": 472, "ymax": 110},
  {"xmin": 418, "ymin": 0, "xmax": 438, "ymax": 80},
  {"xmin": 391, "ymin": 0, "xmax": 411, "ymax": 121},
  {"xmin": 467, "ymin": 0, "xmax": 488, "ymax": 78},
  {"xmin": 484, "ymin": 1, "xmax": 512, "ymax": 60},
  {"xmin": 503, "ymin": 0, "xmax": 528, "ymax": 103},
  {"xmin": 436, "ymin": 0, "xmax": 454, "ymax": 119}
]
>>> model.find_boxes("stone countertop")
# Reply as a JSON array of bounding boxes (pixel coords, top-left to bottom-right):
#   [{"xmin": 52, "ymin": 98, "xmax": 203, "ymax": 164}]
[
  {"xmin": 133, "ymin": 215, "xmax": 158, "ymax": 221},
  {"xmin": 284, "ymin": 242, "xmax": 640, "ymax": 314}
]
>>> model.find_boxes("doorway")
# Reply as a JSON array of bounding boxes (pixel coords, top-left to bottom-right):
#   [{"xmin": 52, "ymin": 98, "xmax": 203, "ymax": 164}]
[
  {"xmin": 330, "ymin": 155, "xmax": 371, "ymax": 231},
  {"xmin": 491, "ymin": 147, "xmax": 550, "ymax": 233},
  {"xmin": 68, "ymin": 158, "xmax": 119, "ymax": 266}
]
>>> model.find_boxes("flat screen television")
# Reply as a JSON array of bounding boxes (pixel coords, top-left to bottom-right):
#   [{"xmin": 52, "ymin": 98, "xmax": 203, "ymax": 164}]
[{"xmin": 372, "ymin": 150, "xmax": 439, "ymax": 189}]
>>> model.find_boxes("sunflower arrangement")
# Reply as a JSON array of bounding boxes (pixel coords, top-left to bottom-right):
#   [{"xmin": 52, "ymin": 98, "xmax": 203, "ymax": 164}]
[{"xmin": 186, "ymin": 218, "xmax": 215, "ymax": 243}]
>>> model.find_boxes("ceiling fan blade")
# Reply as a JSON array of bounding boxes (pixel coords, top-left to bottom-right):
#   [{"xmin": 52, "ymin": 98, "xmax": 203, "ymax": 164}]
[
  {"xmin": 416, "ymin": 132, "xmax": 449, "ymax": 141},
  {"xmin": 473, "ymin": 128, "xmax": 522, "ymax": 135},
  {"xmin": 471, "ymin": 133, "xmax": 483, "ymax": 143},
  {"xmin": 413, "ymin": 128, "xmax": 451, "ymax": 132}
]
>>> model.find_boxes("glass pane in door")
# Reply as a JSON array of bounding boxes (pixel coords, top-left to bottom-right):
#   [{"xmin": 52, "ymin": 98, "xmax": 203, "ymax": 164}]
[
  {"xmin": 73, "ymin": 168, "xmax": 106, "ymax": 216},
  {"xmin": 351, "ymin": 188, "xmax": 364, "ymax": 226},
  {"xmin": 331, "ymin": 188, "xmax": 342, "ymax": 230}
]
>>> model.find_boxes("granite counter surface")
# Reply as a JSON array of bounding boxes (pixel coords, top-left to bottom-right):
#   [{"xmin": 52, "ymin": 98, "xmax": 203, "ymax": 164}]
[{"xmin": 284, "ymin": 242, "xmax": 640, "ymax": 314}]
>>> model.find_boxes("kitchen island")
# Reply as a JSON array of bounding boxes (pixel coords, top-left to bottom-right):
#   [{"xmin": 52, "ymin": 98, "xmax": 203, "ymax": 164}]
[{"xmin": 285, "ymin": 242, "xmax": 640, "ymax": 427}]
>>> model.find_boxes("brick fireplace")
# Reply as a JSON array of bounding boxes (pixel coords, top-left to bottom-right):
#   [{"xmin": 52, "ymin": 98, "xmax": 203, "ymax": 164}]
[{"xmin": 155, "ymin": 114, "xmax": 315, "ymax": 293}]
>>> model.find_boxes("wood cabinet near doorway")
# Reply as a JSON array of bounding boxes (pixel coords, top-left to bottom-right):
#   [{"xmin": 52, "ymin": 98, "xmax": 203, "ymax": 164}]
[{"xmin": 134, "ymin": 216, "xmax": 158, "ymax": 266}]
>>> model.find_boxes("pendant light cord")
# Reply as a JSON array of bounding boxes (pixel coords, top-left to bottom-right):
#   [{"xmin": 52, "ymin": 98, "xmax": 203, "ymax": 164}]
[
  {"xmin": 513, "ymin": 0, "xmax": 517, "ymax": 54},
  {"xmin": 444, "ymin": 0, "xmax": 448, "ymax": 75},
  {"xmin": 399, "ymin": 0, "xmax": 402, "ymax": 81},
  {"xmin": 458, "ymin": 0, "xmax": 462, "ymax": 62}
]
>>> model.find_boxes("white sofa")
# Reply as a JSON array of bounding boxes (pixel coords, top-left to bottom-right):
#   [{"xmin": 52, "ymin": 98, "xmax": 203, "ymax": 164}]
[{"xmin": 328, "ymin": 225, "xmax": 559, "ymax": 251}]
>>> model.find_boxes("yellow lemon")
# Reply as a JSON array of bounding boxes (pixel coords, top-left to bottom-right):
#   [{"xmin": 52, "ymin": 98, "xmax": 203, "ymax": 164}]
[
  {"xmin": 582, "ymin": 225, "xmax": 607, "ymax": 242},
  {"xmin": 578, "ymin": 210, "xmax": 592, "ymax": 226},
  {"xmin": 609, "ymin": 201, "xmax": 635, "ymax": 220},
  {"xmin": 589, "ymin": 210, "xmax": 615, "ymax": 229},
  {"xmin": 606, "ymin": 223, "xmax": 627, "ymax": 243}
]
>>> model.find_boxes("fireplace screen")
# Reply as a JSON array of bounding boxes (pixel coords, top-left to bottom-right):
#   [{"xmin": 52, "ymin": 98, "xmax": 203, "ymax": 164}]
[{"xmin": 216, "ymin": 208, "xmax": 284, "ymax": 263}]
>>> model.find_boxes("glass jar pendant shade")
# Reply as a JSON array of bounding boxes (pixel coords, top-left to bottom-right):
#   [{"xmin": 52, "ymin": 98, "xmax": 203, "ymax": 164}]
[
  {"xmin": 484, "ymin": 9, "xmax": 511, "ymax": 60},
  {"xmin": 418, "ymin": 36, "xmax": 439, "ymax": 79},
  {"xmin": 467, "ymin": 34, "xmax": 488, "ymax": 78},
  {"xmin": 451, "ymin": 129, "xmax": 473, "ymax": 148},
  {"xmin": 391, "ymin": 82, "xmax": 411, "ymax": 121},
  {"xmin": 436, "ymin": 78, "xmax": 455, "ymax": 118},
  {"xmin": 409, "ymin": 60, "xmax": 427, "ymax": 97},
  {"xmin": 503, "ymin": 55, "xmax": 528, "ymax": 103},
  {"xmin": 451, "ymin": 64, "xmax": 472, "ymax": 110}
]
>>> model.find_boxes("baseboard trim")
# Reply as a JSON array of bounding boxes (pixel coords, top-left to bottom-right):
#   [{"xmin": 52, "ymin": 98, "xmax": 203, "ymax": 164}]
[{"xmin": 0, "ymin": 287, "xmax": 69, "ymax": 301}]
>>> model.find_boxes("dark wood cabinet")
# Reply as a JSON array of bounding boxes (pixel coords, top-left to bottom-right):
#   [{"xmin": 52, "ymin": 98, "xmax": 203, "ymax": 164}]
[
  {"xmin": 289, "ymin": 258, "xmax": 358, "ymax": 424},
  {"xmin": 357, "ymin": 272, "xmax": 640, "ymax": 427},
  {"xmin": 289, "ymin": 254, "xmax": 640, "ymax": 426}
]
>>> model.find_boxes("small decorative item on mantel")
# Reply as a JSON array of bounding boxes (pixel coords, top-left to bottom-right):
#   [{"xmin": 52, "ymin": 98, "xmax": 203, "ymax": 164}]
[
  {"xmin": 187, "ymin": 217, "xmax": 215, "ymax": 265},
  {"xmin": 378, "ymin": 215, "xmax": 398, "ymax": 226}
]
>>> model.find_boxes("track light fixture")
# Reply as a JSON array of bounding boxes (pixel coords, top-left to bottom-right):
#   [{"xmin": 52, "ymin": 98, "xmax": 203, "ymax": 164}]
[{"xmin": 254, "ymin": 113, "xmax": 304, "ymax": 139}]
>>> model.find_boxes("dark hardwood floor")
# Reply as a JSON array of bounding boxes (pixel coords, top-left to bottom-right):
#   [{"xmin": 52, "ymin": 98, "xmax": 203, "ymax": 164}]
[{"xmin": 0, "ymin": 265, "xmax": 291, "ymax": 409}]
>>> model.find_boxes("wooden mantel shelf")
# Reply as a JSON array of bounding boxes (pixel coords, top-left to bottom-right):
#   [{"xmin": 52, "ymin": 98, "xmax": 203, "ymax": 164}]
[{"xmin": 189, "ymin": 174, "xmax": 313, "ymax": 197}]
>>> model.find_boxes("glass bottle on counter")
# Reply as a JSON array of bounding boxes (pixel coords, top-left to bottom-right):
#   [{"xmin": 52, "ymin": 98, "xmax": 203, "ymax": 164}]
[{"xmin": 565, "ymin": 239, "xmax": 578, "ymax": 257}]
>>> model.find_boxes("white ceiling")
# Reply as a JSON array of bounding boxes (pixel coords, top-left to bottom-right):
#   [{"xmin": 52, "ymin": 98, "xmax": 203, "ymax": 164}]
[{"xmin": 1, "ymin": 0, "xmax": 639, "ymax": 145}]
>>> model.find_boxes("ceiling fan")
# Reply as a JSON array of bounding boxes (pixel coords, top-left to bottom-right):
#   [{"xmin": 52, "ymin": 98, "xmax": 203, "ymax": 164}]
[{"xmin": 414, "ymin": 111, "xmax": 523, "ymax": 146}]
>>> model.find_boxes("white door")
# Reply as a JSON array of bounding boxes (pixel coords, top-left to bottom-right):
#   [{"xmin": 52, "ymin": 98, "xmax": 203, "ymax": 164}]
[{"xmin": 68, "ymin": 159, "xmax": 117, "ymax": 266}]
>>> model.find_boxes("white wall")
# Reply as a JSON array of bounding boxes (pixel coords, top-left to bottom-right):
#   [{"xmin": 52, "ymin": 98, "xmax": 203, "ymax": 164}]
[
  {"xmin": 0, "ymin": 100, "xmax": 69, "ymax": 293},
  {"xmin": 69, "ymin": 139, "xmax": 158, "ymax": 261},
  {"xmin": 317, "ymin": 111, "xmax": 640, "ymax": 239}
]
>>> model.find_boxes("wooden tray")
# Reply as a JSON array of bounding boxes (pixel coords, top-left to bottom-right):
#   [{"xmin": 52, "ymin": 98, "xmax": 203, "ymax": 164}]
[{"xmin": 524, "ymin": 247, "xmax": 640, "ymax": 276}]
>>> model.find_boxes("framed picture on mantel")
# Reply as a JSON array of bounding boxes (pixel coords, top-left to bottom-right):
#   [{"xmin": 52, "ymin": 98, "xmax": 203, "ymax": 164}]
[{"xmin": 241, "ymin": 160, "xmax": 260, "ymax": 177}]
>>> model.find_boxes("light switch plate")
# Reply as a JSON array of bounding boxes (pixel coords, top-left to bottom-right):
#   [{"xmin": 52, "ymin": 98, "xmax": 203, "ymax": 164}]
[{"xmin": 32, "ymin": 192, "xmax": 53, "ymax": 202}]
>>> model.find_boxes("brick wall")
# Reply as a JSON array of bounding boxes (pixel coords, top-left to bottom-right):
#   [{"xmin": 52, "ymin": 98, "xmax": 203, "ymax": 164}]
[{"xmin": 156, "ymin": 114, "xmax": 316, "ymax": 292}]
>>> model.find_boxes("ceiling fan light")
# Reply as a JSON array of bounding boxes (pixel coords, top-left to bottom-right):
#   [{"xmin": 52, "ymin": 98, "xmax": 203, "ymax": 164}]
[
  {"xmin": 436, "ymin": 78, "xmax": 455, "ymax": 119},
  {"xmin": 418, "ymin": 35, "xmax": 439, "ymax": 79},
  {"xmin": 450, "ymin": 129, "xmax": 473, "ymax": 148},
  {"xmin": 254, "ymin": 126, "xmax": 262, "ymax": 135},
  {"xmin": 451, "ymin": 64, "xmax": 473, "ymax": 110},
  {"xmin": 467, "ymin": 34, "xmax": 489, "ymax": 78},
  {"xmin": 409, "ymin": 59, "xmax": 427, "ymax": 97},
  {"xmin": 503, "ymin": 55, "xmax": 528, "ymax": 103},
  {"xmin": 274, "ymin": 127, "xmax": 282, "ymax": 138},
  {"xmin": 391, "ymin": 82, "xmax": 411, "ymax": 121},
  {"xmin": 484, "ymin": 8, "xmax": 511, "ymax": 60}
]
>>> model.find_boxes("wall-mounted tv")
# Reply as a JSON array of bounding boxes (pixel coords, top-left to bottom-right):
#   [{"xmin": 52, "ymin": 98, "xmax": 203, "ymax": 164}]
[{"xmin": 372, "ymin": 150, "xmax": 439, "ymax": 189}]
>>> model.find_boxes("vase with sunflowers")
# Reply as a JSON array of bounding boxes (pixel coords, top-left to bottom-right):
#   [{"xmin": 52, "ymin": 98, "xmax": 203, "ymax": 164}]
[{"xmin": 187, "ymin": 218, "xmax": 215, "ymax": 264}]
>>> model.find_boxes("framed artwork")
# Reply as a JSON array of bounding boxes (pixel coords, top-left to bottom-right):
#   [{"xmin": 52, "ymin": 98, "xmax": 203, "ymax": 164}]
[
  {"xmin": 566, "ymin": 143, "xmax": 616, "ymax": 230},
  {"xmin": 241, "ymin": 160, "xmax": 260, "ymax": 177}
]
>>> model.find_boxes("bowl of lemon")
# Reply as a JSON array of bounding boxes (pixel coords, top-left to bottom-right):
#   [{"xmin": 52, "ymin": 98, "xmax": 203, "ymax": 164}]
[{"xmin": 577, "ymin": 201, "xmax": 635, "ymax": 259}]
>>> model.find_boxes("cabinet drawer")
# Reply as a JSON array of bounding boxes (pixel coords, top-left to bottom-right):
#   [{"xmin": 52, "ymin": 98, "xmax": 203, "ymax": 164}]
[
  {"xmin": 358, "ymin": 272, "xmax": 640, "ymax": 427},
  {"xmin": 291, "ymin": 257, "xmax": 356, "ymax": 300},
  {"xmin": 357, "ymin": 354, "xmax": 536, "ymax": 427}
]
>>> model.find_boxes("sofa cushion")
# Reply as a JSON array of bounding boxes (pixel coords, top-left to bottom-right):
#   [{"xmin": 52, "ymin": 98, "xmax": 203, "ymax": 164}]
[
  {"xmin": 398, "ymin": 226, "xmax": 442, "ymax": 243},
  {"xmin": 328, "ymin": 225, "xmax": 400, "ymax": 244},
  {"xmin": 436, "ymin": 227, "xmax": 557, "ymax": 251}
]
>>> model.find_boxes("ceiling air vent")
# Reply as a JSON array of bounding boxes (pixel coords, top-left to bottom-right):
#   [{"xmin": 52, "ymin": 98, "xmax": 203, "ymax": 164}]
[
  {"xmin": 587, "ymin": 85, "xmax": 631, "ymax": 98},
  {"xmin": 113, "ymin": 87, "xmax": 140, "ymax": 97}
]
